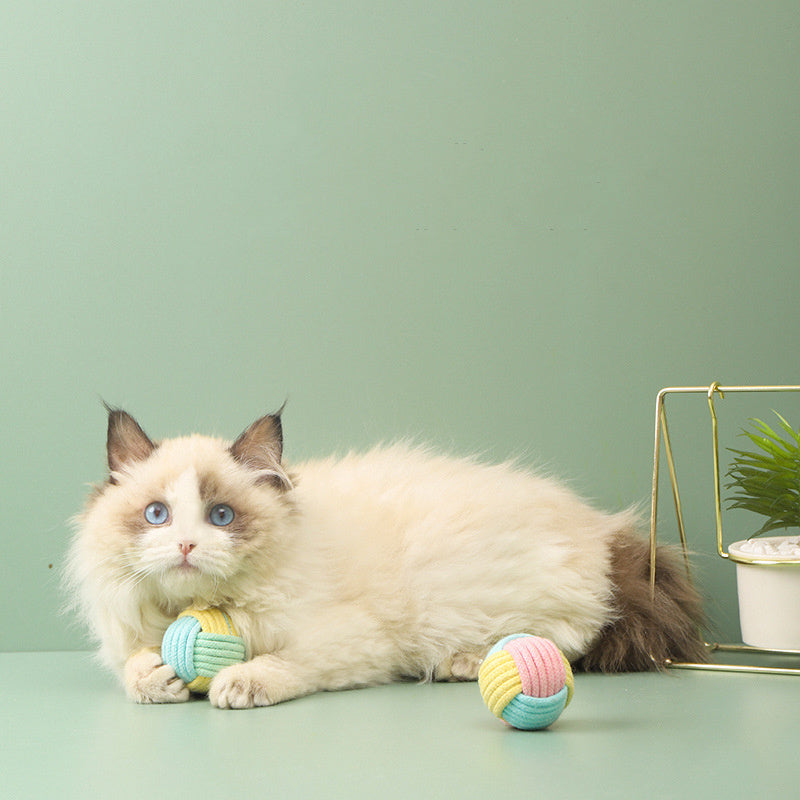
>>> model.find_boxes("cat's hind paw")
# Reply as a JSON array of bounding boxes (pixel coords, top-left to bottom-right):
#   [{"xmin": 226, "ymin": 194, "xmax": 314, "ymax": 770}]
[{"xmin": 124, "ymin": 648, "xmax": 190, "ymax": 704}]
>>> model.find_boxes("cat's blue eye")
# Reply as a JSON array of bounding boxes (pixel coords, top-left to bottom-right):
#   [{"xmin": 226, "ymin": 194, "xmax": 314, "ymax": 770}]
[
  {"xmin": 144, "ymin": 501, "xmax": 170, "ymax": 526},
  {"xmin": 209, "ymin": 503, "xmax": 235, "ymax": 527}
]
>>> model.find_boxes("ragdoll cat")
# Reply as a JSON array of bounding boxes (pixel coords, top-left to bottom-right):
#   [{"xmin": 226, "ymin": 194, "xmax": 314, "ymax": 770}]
[{"xmin": 66, "ymin": 407, "xmax": 707, "ymax": 707}]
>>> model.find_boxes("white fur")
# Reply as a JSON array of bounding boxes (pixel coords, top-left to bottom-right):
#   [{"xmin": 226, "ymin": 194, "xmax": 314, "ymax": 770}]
[{"xmin": 67, "ymin": 437, "xmax": 636, "ymax": 707}]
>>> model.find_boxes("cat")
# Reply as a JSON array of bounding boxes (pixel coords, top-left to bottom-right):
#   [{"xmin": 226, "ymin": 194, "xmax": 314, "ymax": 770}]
[{"xmin": 66, "ymin": 407, "xmax": 707, "ymax": 707}]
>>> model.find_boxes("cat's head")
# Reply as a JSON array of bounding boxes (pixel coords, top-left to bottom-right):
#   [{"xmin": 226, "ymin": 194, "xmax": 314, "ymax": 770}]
[{"xmin": 72, "ymin": 407, "xmax": 296, "ymax": 611}]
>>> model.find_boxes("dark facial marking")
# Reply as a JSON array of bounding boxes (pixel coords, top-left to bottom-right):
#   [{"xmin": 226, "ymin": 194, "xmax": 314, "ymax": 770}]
[{"xmin": 198, "ymin": 471, "xmax": 255, "ymax": 541}]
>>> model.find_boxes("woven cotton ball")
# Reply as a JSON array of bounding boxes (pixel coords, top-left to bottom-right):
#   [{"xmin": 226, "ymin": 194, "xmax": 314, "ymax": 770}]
[
  {"xmin": 161, "ymin": 606, "xmax": 246, "ymax": 694},
  {"xmin": 478, "ymin": 634, "xmax": 574, "ymax": 730}
]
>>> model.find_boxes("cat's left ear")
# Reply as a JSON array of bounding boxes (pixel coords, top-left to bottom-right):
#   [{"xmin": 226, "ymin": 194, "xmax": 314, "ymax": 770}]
[{"xmin": 230, "ymin": 410, "xmax": 293, "ymax": 492}]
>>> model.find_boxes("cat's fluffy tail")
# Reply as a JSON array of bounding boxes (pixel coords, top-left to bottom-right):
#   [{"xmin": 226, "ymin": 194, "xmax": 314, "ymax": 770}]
[{"xmin": 577, "ymin": 530, "xmax": 709, "ymax": 671}]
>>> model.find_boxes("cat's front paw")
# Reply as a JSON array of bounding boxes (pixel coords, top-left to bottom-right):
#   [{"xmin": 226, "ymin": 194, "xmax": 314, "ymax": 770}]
[
  {"xmin": 209, "ymin": 656, "xmax": 306, "ymax": 709},
  {"xmin": 124, "ymin": 648, "xmax": 190, "ymax": 704}
]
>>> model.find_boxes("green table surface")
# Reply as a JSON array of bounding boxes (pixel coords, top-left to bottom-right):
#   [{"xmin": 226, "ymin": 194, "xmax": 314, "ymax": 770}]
[{"xmin": 2, "ymin": 651, "xmax": 798, "ymax": 799}]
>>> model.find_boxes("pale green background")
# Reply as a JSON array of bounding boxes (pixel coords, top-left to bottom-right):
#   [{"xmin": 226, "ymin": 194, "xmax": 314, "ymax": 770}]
[{"xmin": 2, "ymin": 1, "xmax": 799, "ymax": 651}]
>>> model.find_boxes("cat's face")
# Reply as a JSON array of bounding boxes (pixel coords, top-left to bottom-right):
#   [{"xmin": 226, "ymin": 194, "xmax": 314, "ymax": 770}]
[{"xmin": 76, "ymin": 409, "xmax": 294, "ymax": 607}]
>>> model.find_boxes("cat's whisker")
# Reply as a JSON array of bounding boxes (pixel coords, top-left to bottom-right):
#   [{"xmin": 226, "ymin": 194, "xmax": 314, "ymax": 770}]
[{"xmin": 113, "ymin": 568, "xmax": 149, "ymax": 597}]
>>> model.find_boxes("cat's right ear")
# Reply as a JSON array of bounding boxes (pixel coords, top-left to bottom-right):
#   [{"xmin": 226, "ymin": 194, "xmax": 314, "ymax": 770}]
[{"xmin": 105, "ymin": 405, "xmax": 156, "ymax": 482}]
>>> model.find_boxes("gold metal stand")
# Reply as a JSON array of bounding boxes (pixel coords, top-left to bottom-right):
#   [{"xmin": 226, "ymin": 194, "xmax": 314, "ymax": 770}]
[{"xmin": 650, "ymin": 382, "xmax": 800, "ymax": 675}]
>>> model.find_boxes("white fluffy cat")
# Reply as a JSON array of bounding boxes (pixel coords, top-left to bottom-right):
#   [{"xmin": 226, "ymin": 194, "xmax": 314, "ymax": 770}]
[{"xmin": 66, "ymin": 408, "xmax": 706, "ymax": 707}]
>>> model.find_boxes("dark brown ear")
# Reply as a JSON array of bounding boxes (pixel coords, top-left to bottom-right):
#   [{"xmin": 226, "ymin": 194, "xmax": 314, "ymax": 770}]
[
  {"xmin": 230, "ymin": 411, "xmax": 293, "ymax": 492},
  {"xmin": 105, "ymin": 406, "xmax": 156, "ymax": 479}
]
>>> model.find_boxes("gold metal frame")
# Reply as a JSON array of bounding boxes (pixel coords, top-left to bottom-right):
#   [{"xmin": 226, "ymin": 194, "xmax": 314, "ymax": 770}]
[{"xmin": 649, "ymin": 382, "xmax": 800, "ymax": 675}]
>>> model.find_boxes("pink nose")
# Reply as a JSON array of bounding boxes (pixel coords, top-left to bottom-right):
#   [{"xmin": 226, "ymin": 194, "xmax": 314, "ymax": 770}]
[{"xmin": 179, "ymin": 542, "xmax": 196, "ymax": 556}]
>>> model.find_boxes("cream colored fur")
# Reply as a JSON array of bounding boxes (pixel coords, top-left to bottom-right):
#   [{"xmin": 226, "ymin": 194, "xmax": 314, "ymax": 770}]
[{"xmin": 67, "ymin": 416, "xmax": 638, "ymax": 708}]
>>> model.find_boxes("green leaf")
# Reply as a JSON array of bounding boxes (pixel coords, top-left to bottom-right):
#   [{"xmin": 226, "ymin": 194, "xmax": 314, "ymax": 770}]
[
  {"xmin": 724, "ymin": 411, "xmax": 800, "ymax": 534},
  {"xmin": 774, "ymin": 411, "xmax": 800, "ymax": 445}
]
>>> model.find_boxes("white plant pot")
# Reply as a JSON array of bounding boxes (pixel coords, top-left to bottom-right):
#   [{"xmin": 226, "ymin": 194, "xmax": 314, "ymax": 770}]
[{"xmin": 728, "ymin": 536, "xmax": 800, "ymax": 650}]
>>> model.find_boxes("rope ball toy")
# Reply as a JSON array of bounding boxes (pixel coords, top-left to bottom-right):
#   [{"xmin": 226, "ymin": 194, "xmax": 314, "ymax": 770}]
[
  {"xmin": 161, "ymin": 606, "xmax": 246, "ymax": 694},
  {"xmin": 478, "ymin": 634, "xmax": 574, "ymax": 730}
]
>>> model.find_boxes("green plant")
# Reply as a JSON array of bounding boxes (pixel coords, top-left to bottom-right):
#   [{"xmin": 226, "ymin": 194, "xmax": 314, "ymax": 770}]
[{"xmin": 726, "ymin": 412, "xmax": 800, "ymax": 536}]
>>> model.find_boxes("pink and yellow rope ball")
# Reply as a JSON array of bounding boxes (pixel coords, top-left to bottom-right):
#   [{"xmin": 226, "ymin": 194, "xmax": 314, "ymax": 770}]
[{"xmin": 478, "ymin": 634, "xmax": 574, "ymax": 729}]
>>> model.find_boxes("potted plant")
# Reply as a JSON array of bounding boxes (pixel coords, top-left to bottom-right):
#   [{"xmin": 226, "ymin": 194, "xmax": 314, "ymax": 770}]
[{"xmin": 725, "ymin": 412, "xmax": 800, "ymax": 650}]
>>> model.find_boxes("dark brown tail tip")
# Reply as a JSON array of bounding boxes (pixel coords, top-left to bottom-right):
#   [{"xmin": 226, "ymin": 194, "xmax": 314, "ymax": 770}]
[{"xmin": 576, "ymin": 532, "xmax": 709, "ymax": 673}]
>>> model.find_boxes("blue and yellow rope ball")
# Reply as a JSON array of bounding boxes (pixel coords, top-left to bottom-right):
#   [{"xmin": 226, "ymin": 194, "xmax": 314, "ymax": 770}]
[{"xmin": 161, "ymin": 606, "xmax": 246, "ymax": 694}]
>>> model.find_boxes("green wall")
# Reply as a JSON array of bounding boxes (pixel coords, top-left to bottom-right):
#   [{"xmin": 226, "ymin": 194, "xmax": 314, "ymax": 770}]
[{"xmin": 3, "ymin": 1, "xmax": 799, "ymax": 651}]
